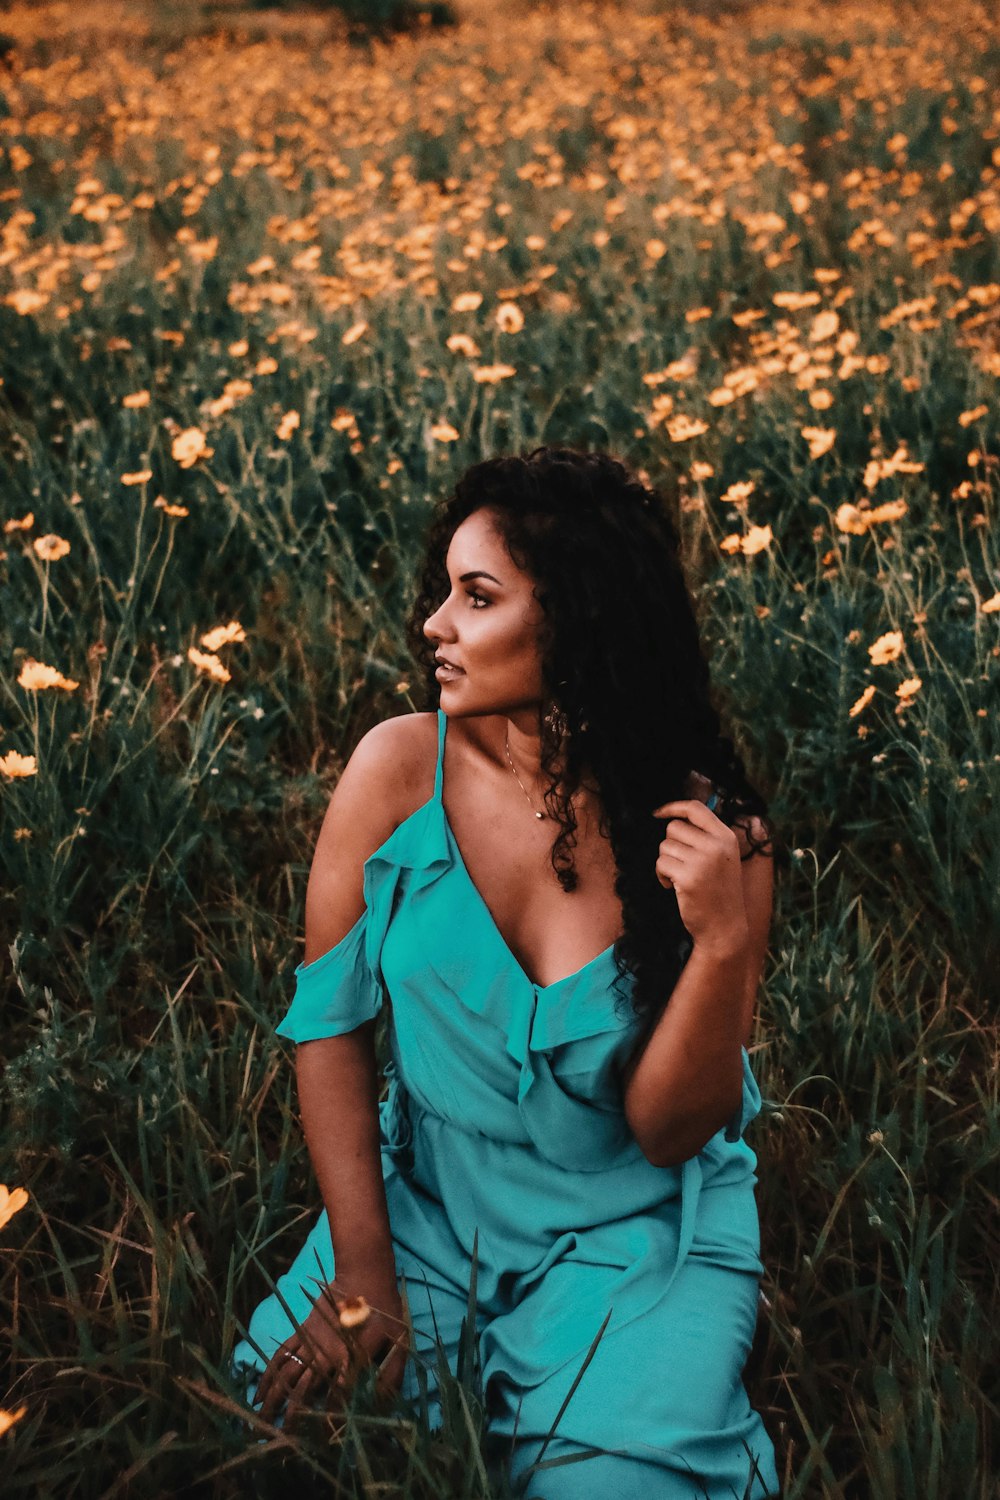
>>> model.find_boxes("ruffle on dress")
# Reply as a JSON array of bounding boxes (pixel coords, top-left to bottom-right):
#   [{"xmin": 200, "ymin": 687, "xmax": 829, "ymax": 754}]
[{"xmin": 276, "ymin": 790, "xmax": 763, "ymax": 1160}]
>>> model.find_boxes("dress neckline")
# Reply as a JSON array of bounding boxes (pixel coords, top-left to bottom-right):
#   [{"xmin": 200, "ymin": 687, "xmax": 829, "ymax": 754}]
[
  {"xmin": 434, "ymin": 708, "xmax": 618, "ymax": 993},
  {"xmin": 441, "ymin": 800, "xmax": 618, "ymax": 993},
  {"xmin": 361, "ymin": 787, "xmax": 617, "ymax": 993}
]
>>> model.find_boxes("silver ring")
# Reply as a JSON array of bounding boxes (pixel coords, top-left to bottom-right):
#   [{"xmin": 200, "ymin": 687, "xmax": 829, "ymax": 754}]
[{"xmin": 282, "ymin": 1351, "xmax": 305, "ymax": 1366}]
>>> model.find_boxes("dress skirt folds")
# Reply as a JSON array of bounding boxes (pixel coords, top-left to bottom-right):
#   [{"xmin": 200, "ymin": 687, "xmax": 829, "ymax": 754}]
[{"xmin": 230, "ymin": 709, "xmax": 781, "ymax": 1499}]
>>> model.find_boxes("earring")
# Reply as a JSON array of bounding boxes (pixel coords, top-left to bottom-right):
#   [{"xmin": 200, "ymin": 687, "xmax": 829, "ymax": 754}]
[{"xmin": 544, "ymin": 702, "xmax": 569, "ymax": 737}]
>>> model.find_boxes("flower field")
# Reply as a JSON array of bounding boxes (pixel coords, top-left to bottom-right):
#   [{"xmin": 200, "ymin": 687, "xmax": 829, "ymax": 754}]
[{"xmin": 1, "ymin": 0, "xmax": 998, "ymax": 1493}]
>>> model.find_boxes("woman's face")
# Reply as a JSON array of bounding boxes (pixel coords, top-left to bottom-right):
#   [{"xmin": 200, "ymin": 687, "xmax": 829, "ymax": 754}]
[{"xmin": 422, "ymin": 508, "xmax": 548, "ymax": 722}]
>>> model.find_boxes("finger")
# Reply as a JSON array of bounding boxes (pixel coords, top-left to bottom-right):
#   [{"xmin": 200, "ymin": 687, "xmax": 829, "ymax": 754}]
[
  {"xmin": 259, "ymin": 1347, "xmax": 307, "ymax": 1424},
  {"xmin": 258, "ymin": 1361, "xmax": 294, "ymax": 1425},
  {"xmin": 276, "ymin": 1361, "xmax": 314, "ymax": 1429},
  {"xmin": 651, "ymin": 799, "xmax": 713, "ymax": 819},
  {"xmin": 658, "ymin": 822, "xmax": 702, "ymax": 852},
  {"xmin": 655, "ymin": 848, "xmax": 687, "ymax": 888},
  {"xmin": 255, "ymin": 1352, "xmax": 283, "ymax": 1421}
]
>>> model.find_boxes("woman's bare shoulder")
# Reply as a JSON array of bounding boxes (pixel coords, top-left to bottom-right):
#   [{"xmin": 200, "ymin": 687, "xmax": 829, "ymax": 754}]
[
  {"xmin": 360, "ymin": 710, "xmax": 440, "ymax": 822},
  {"xmin": 301, "ymin": 713, "xmax": 440, "ymax": 963}
]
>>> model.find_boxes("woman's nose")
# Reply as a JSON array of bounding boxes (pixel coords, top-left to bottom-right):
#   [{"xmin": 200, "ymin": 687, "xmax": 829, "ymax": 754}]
[{"xmin": 424, "ymin": 606, "xmax": 448, "ymax": 640}]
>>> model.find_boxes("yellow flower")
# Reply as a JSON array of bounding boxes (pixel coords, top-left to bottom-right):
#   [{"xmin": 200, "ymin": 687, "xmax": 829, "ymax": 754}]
[
  {"xmin": 731, "ymin": 309, "xmax": 765, "ymax": 328},
  {"xmin": 186, "ymin": 236, "xmax": 218, "ymax": 263},
  {"xmin": 200, "ymin": 620, "xmax": 246, "ymax": 651},
  {"xmin": 3, "ymin": 513, "xmax": 34, "ymax": 533},
  {"xmin": 863, "ymin": 445, "xmax": 924, "ymax": 490},
  {"xmin": 495, "ymin": 302, "xmax": 524, "ymax": 333},
  {"xmin": 255, "ymin": 356, "xmax": 278, "ymax": 376},
  {"xmin": 741, "ymin": 524, "xmax": 773, "ymax": 555},
  {"xmin": 121, "ymin": 470, "xmax": 153, "ymax": 486},
  {"xmin": 849, "ymin": 685, "xmax": 876, "ymax": 718},
  {"xmin": 896, "ymin": 676, "xmax": 922, "ymax": 702},
  {"xmin": 228, "ymin": 338, "xmax": 249, "ymax": 357},
  {"xmin": 429, "ymin": 420, "xmax": 460, "ymax": 442},
  {"xmin": 276, "ymin": 410, "xmax": 300, "ymax": 441},
  {"xmin": 17, "ymin": 658, "xmax": 79, "ymax": 691},
  {"xmin": 868, "ymin": 499, "xmax": 908, "ymax": 524},
  {"xmin": 122, "ymin": 391, "xmax": 150, "ymax": 409},
  {"xmin": 647, "ymin": 394, "xmax": 675, "ymax": 428},
  {"xmin": 187, "ymin": 647, "xmax": 231, "ymax": 684},
  {"xmin": 666, "ymin": 415, "xmax": 709, "ymax": 443},
  {"xmin": 835, "ymin": 503, "xmax": 869, "ymax": 535},
  {"xmin": 690, "ymin": 461, "xmax": 715, "ymax": 480},
  {"xmin": 0, "ymin": 1185, "xmax": 28, "ymax": 1231},
  {"xmin": 33, "ymin": 534, "xmax": 71, "ymax": 561},
  {"xmin": 773, "ymin": 290, "xmax": 821, "ymax": 310},
  {"xmin": 5, "ymin": 289, "xmax": 47, "ymax": 316},
  {"xmin": 0, "ymin": 1405, "xmax": 28, "ymax": 1437},
  {"xmin": 342, "ymin": 320, "xmax": 368, "ymax": 346},
  {"xmin": 868, "ymin": 631, "xmax": 904, "ymax": 666},
  {"xmin": 0, "ymin": 752, "xmax": 37, "ymax": 780},
  {"xmin": 446, "ymin": 333, "xmax": 480, "ymax": 357},
  {"xmin": 472, "ymin": 363, "xmax": 516, "ymax": 384},
  {"xmin": 335, "ymin": 1295, "xmax": 371, "ymax": 1329},
  {"xmin": 809, "ymin": 310, "xmax": 840, "ymax": 342},
  {"xmin": 802, "ymin": 427, "xmax": 836, "ymax": 459},
  {"xmin": 451, "ymin": 292, "xmax": 483, "ymax": 313},
  {"xmin": 157, "ymin": 500, "xmax": 188, "ymax": 518},
  {"xmin": 171, "ymin": 428, "xmax": 213, "ymax": 468},
  {"xmin": 958, "ymin": 405, "xmax": 988, "ymax": 427},
  {"xmin": 721, "ymin": 481, "xmax": 755, "ymax": 506}
]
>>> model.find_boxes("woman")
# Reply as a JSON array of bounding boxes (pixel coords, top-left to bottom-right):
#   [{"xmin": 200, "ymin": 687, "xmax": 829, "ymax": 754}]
[{"xmin": 231, "ymin": 446, "xmax": 782, "ymax": 1498}]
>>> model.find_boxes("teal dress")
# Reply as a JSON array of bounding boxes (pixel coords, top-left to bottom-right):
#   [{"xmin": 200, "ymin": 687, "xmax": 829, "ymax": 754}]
[{"xmin": 231, "ymin": 708, "xmax": 781, "ymax": 1499}]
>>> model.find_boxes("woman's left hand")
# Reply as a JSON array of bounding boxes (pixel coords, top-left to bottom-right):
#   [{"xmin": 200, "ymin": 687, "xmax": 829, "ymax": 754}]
[{"xmin": 651, "ymin": 797, "xmax": 749, "ymax": 958}]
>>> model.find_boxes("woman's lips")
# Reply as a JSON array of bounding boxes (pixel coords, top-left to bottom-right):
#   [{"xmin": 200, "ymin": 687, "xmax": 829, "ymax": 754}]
[{"xmin": 435, "ymin": 663, "xmax": 465, "ymax": 680}]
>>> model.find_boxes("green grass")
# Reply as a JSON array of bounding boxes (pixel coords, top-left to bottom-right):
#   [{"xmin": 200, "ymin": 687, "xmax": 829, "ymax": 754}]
[{"xmin": 1, "ymin": 0, "xmax": 998, "ymax": 1493}]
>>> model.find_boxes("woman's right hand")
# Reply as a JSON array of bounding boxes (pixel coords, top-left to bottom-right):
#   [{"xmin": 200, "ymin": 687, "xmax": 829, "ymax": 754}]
[{"xmin": 254, "ymin": 1271, "xmax": 409, "ymax": 1429}]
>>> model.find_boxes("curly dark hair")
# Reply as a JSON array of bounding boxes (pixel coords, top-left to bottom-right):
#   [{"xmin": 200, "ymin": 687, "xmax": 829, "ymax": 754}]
[{"xmin": 402, "ymin": 444, "xmax": 778, "ymax": 1040}]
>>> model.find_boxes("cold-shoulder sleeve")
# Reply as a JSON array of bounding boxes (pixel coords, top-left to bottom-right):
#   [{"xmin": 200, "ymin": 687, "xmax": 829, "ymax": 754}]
[{"xmin": 275, "ymin": 910, "xmax": 384, "ymax": 1043}]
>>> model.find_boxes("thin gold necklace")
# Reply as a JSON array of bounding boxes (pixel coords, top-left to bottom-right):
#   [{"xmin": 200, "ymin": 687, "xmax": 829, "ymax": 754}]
[{"xmin": 504, "ymin": 725, "xmax": 547, "ymax": 819}]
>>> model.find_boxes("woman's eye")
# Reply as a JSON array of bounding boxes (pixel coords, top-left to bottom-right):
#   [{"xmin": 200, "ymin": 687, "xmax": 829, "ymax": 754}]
[{"xmin": 468, "ymin": 592, "xmax": 489, "ymax": 609}]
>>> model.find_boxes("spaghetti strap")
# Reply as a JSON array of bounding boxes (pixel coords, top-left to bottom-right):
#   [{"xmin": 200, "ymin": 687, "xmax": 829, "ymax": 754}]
[{"xmin": 433, "ymin": 707, "xmax": 447, "ymax": 800}]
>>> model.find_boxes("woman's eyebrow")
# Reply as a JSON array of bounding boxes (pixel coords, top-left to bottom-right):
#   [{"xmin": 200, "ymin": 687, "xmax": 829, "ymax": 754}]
[{"xmin": 458, "ymin": 570, "xmax": 503, "ymax": 585}]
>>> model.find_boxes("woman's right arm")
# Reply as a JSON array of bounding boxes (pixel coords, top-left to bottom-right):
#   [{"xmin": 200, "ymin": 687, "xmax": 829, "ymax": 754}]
[
  {"xmin": 291, "ymin": 716, "xmax": 418, "ymax": 1284},
  {"xmin": 255, "ymin": 719, "xmax": 427, "ymax": 1424}
]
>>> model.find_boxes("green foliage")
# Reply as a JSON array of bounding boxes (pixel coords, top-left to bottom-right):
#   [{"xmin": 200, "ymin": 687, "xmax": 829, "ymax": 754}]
[{"xmin": 1, "ymin": 0, "xmax": 999, "ymax": 1494}]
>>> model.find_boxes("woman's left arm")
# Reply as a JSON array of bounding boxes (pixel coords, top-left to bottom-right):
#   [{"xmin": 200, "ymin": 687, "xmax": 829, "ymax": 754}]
[{"xmin": 622, "ymin": 804, "xmax": 773, "ymax": 1168}]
